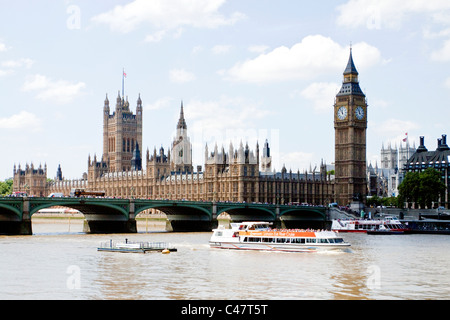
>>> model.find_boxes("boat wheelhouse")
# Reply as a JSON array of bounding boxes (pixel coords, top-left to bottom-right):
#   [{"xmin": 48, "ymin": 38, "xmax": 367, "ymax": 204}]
[{"xmin": 209, "ymin": 222, "xmax": 350, "ymax": 252}]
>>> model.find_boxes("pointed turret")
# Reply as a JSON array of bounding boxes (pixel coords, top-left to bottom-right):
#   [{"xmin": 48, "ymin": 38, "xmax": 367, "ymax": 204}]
[
  {"xmin": 177, "ymin": 101, "xmax": 187, "ymax": 130},
  {"xmin": 104, "ymin": 94, "xmax": 109, "ymax": 107},
  {"xmin": 344, "ymin": 47, "xmax": 359, "ymax": 76},
  {"xmin": 337, "ymin": 47, "xmax": 365, "ymax": 97}
]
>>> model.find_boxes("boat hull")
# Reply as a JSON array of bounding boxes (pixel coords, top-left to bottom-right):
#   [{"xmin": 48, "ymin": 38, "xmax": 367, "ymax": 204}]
[
  {"xmin": 366, "ymin": 230, "xmax": 405, "ymax": 235},
  {"xmin": 97, "ymin": 240, "xmax": 177, "ymax": 253},
  {"xmin": 97, "ymin": 247, "xmax": 177, "ymax": 253},
  {"xmin": 209, "ymin": 241, "xmax": 350, "ymax": 252}
]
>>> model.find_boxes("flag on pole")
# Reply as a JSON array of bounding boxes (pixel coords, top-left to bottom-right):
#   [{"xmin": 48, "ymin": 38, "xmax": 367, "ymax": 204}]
[
  {"xmin": 123, "ymin": 71, "xmax": 127, "ymax": 78},
  {"xmin": 403, "ymin": 132, "xmax": 408, "ymax": 142}
]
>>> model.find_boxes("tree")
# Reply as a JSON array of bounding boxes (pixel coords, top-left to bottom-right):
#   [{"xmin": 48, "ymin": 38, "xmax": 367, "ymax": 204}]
[
  {"xmin": 398, "ymin": 171, "xmax": 420, "ymax": 208},
  {"xmin": 0, "ymin": 179, "xmax": 13, "ymax": 196},
  {"xmin": 420, "ymin": 168, "xmax": 446, "ymax": 208},
  {"xmin": 398, "ymin": 168, "xmax": 446, "ymax": 209}
]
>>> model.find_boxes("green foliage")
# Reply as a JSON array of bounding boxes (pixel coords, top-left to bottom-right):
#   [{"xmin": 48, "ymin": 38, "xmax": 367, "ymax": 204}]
[
  {"xmin": 398, "ymin": 168, "xmax": 447, "ymax": 209},
  {"xmin": 367, "ymin": 195, "xmax": 399, "ymax": 208},
  {"xmin": 0, "ymin": 179, "xmax": 13, "ymax": 196}
]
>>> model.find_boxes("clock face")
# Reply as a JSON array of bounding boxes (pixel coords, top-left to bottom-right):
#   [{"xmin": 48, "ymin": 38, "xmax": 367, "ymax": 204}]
[
  {"xmin": 355, "ymin": 106, "xmax": 364, "ymax": 120},
  {"xmin": 337, "ymin": 106, "xmax": 348, "ymax": 120}
]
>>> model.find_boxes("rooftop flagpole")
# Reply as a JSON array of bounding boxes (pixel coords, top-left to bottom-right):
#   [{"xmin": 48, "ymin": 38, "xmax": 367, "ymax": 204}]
[{"xmin": 122, "ymin": 68, "xmax": 126, "ymax": 98}]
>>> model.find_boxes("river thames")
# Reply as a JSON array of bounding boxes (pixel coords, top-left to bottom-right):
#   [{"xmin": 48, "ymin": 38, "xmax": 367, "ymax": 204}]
[{"xmin": 1, "ymin": 218, "xmax": 449, "ymax": 300}]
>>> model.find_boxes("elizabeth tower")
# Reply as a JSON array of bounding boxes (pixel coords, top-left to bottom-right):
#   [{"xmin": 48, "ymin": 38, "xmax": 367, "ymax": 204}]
[{"xmin": 334, "ymin": 49, "xmax": 368, "ymax": 206}]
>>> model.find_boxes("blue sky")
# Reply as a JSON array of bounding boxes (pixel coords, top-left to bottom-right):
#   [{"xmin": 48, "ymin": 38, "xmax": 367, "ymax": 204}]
[{"xmin": 1, "ymin": 0, "xmax": 450, "ymax": 181}]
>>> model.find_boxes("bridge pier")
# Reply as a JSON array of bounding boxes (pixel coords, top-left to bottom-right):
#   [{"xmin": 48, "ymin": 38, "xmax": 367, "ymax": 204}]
[
  {"xmin": 0, "ymin": 198, "xmax": 32, "ymax": 235},
  {"xmin": 82, "ymin": 199, "xmax": 138, "ymax": 234},
  {"xmin": 83, "ymin": 219, "xmax": 137, "ymax": 234},
  {"xmin": 0, "ymin": 220, "xmax": 32, "ymax": 235},
  {"xmin": 165, "ymin": 219, "xmax": 218, "ymax": 232}
]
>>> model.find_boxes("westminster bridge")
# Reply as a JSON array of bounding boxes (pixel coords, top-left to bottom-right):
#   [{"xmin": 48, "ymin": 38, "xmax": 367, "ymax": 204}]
[{"xmin": 0, "ymin": 197, "xmax": 328, "ymax": 235}]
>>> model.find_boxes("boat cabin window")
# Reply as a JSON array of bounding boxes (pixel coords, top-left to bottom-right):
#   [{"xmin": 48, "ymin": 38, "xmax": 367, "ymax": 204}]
[
  {"xmin": 245, "ymin": 237, "xmax": 261, "ymax": 243},
  {"xmin": 276, "ymin": 238, "xmax": 291, "ymax": 243},
  {"xmin": 215, "ymin": 231, "xmax": 223, "ymax": 237},
  {"xmin": 306, "ymin": 238, "xmax": 316, "ymax": 243}
]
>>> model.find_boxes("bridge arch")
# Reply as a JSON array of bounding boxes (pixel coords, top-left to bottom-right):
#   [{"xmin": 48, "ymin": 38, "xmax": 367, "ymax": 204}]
[
  {"xmin": 217, "ymin": 204, "xmax": 277, "ymax": 222},
  {"xmin": 28, "ymin": 199, "xmax": 129, "ymax": 218},
  {"xmin": 134, "ymin": 200, "xmax": 214, "ymax": 232},
  {"xmin": 279, "ymin": 207, "xmax": 327, "ymax": 220},
  {"xmin": 278, "ymin": 206, "xmax": 328, "ymax": 229},
  {"xmin": 0, "ymin": 202, "xmax": 22, "ymax": 220},
  {"xmin": 134, "ymin": 202, "xmax": 212, "ymax": 218}
]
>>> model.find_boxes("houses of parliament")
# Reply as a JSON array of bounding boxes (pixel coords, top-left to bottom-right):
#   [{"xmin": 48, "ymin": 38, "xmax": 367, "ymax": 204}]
[{"xmin": 14, "ymin": 50, "xmax": 370, "ymax": 207}]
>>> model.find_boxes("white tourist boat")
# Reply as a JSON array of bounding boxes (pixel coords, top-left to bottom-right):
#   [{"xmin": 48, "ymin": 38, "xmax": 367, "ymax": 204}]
[
  {"xmin": 331, "ymin": 216, "xmax": 409, "ymax": 234},
  {"xmin": 209, "ymin": 221, "xmax": 350, "ymax": 252}
]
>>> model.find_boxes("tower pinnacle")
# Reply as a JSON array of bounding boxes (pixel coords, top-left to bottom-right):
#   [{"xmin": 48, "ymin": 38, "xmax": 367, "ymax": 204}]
[{"xmin": 177, "ymin": 101, "xmax": 187, "ymax": 130}]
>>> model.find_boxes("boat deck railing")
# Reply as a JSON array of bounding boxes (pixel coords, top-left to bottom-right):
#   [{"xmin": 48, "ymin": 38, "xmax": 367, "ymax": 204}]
[{"xmin": 98, "ymin": 240, "xmax": 173, "ymax": 250}]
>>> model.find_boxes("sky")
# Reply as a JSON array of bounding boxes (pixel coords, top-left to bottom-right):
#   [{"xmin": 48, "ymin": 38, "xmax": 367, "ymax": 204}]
[{"xmin": 1, "ymin": 0, "xmax": 450, "ymax": 181}]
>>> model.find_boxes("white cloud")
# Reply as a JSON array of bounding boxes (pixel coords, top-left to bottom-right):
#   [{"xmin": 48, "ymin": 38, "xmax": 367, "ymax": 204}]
[
  {"xmin": 0, "ymin": 69, "xmax": 14, "ymax": 77},
  {"xmin": 22, "ymin": 74, "xmax": 86, "ymax": 104},
  {"xmin": 184, "ymin": 96, "xmax": 271, "ymax": 166},
  {"xmin": 1, "ymin": 58, "xmax": 34, "ymax": 69},
  {"xmin": 431, "ymin": 39, "xmax": 450, "ymax": 61},
  {"xmin": 223, "ymin": 35, "xmax": 382, "ymax": 84},
  {"xmin": 336, "ymin": 0, "xmax": 450, "ymax": 30},
  {"xmin": 144, "ymin": 30, "xmax": 167, "ymax": 43},
  {"xmin": 0, "ymin": 111, "xmax": 42, "ymax": 131},
  {"xmin": 192, "ymin": 46, "xmax": 204, "ymax": 55},
  {"xmin": 423, "ymin": 27, "xmax": 450, "ymax": 39},
  {"xmin": 92, "ymin": 0, "xmax": 245, "ymax": 41},
  {"xmin": 145, "ymin": 97, "xmax": 174, "ymax": 111},
  {"xmin": 212, "ymin": 45, "xmax": 232, "ymax": 54},
  {"xmin": 0, "ymin": 58, "xmax": 34, "ymax": 77},
  {"xmin": 374, "ymin": 119, "xmax": 420, "ymax": 138},
  {"xmin": 0, "ymin": 42, "xmax": 8, "ymax": 52},
  {"xmin": 300, "ymin": 82, "xmax": 340, "ymax": 114},
  {"xmin": 169, "ymin": 69, "xmax": 196, "ymax": 83},
  {"xmin": 248, "ymin": 45, "xmax": 270, "ymax": 54}
]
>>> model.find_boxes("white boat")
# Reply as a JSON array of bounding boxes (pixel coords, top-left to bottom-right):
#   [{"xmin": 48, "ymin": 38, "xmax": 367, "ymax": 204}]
[
  {"xmin": 209, "ymin": 222, "xmax": 350, "ymax": 252},
  {"xmin": 331, "ymin": 216, "xmax": 409, "ymax": 233}
]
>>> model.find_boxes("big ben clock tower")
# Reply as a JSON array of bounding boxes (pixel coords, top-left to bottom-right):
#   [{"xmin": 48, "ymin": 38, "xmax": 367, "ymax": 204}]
[{"xmin": 334, "ymin": 48, "xmax": 368, "ymax": 209}]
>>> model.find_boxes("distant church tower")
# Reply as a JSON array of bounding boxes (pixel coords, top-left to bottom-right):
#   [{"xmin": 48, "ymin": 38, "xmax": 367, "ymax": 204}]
[
  {"xmin": 381, "ymin": 143, "xmax": 398, "ymax": 170},
  {"xmin": 334, "ymin": 48, "xmax": 368, "ymax": 207},
  {"xmin": 171, "ymin": 101, "xmax": 193, "ymax": 173},
  {"xmin": 102, "ymin": 92, "xmax": 143, "ymax": 172}
]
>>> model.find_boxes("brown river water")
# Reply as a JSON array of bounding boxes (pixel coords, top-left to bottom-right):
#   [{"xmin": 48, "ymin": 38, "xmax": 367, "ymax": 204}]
[{"xmin": 0, "ymin": 218, "xmax": 449, "ymax": 300}]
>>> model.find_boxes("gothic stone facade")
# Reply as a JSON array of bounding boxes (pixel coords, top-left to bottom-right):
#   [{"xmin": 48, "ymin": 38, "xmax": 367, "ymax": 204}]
[
  {"xmin": 12, "ymin": 163, "xmax": 47, "ymax": 197},
  {"xmin": 39, "ymin": 52, "xmax": 374, "ymax": 205},
  {"xmin": 81, "ymin": 99, "xmax": 334, "ymax": 204},
  {"xmin": 46, "ymin": 96, "xmax": 334, "ymax": 205}
]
